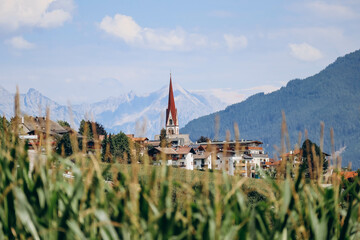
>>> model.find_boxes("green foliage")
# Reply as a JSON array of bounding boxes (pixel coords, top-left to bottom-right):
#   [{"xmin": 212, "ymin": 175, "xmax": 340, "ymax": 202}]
[
  {"xmin": 197, "ymin": 135, "xmax": 210, "ymax": 143},
  {"xmin": 159, "ymin": 128, "xmax": 167, "ymax": 145},
  {"xmin": 112, "ymin": 132, "xmax": 130, "ymax": 162},
  {"xmin": 79, "ymin": 120, "xmax": 107, "ymax": 139},
  {"xmin": 0, "ymin": 116, "xmax": 9, "ymax": 132},
  {"xmin": 1, "ymin": 117, "xmax": 360, "ymax": 239},
  {"xmin": 101, "ymin": 132, "xmax": 130, "ymax": 163},
  {"xmin": 57, "ymin": 120, "xmax": 70, "ymax": 128},
  {"xmin": 160, "ymin": 128, "xmax": 166, "ymax": 138},
  {"xmin": 55, "ymin": 133, "xmax": 73, "ymax": 156},
  {"xmin": 181, "ymin": 50, "xmax": 360, "ymax": 169},
  {"xmin": 301, "ymin": 139, "xmax": 329, "ymax": 178}
]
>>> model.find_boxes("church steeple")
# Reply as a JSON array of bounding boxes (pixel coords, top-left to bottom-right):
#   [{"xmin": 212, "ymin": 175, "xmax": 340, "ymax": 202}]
[{"xmin": 166, "ymin": 73, "xmax": 179, "ymax": 135}]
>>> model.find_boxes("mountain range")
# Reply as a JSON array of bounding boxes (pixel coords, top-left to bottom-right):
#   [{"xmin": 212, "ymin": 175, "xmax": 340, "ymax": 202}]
[
  {"xmin": 0, "ymin": 83, "xmax": 230, "ymax": 139},
  {"xmin": 181, "ymin": 50, "xmax": 360, "ymax": 169},
  {"xmin": 2, "ymin": 50, "xmax": 359, "ymax": 168}
]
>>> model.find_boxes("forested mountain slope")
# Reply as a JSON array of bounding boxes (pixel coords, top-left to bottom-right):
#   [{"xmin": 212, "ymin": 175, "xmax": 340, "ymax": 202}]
[{"xmin": 181, "ymin": 50, "xmax": 360, "ymax": 168}]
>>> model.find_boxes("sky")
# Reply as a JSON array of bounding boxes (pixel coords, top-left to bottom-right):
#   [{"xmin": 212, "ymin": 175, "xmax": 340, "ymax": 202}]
[{"xmin": 0, "ymin": 0, "xmax": 359, "ymax": 105}]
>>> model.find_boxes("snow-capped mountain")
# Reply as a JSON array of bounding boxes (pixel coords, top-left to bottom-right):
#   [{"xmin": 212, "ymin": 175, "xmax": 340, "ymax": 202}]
[
  {"xmin": 0, "ymin": 86, "xmax": 83, "ymax": 124},
  {"xmin": 0, "ymin": 84, "xmax": 230, "ymax": 139}
]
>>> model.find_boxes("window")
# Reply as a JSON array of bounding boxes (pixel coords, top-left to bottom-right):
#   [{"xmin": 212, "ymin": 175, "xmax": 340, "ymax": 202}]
[{"xmin": 169, "ymin": 119, "xmax": 173, "ymax": 125}]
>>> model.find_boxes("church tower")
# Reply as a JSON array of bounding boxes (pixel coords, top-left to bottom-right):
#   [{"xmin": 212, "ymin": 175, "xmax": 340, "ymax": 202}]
[{"xmin": 165, "ymin": 74, "xmax": 179, "ymax": 135}]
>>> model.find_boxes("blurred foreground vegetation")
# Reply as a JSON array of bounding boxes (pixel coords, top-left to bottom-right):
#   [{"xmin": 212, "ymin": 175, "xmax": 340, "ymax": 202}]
[
  {"xmin": 0, "ymin": 99, "xmax": 360, "ymax": 239},
  {"xmin": 0, "ymin": 127, "xmax": 359, "ymax": 239}
]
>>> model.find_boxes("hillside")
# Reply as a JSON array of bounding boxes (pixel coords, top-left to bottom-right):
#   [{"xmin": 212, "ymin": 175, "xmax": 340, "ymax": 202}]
[{"xmin": 181, "ymin": 50, "xmax": 360, "ymax": 168}]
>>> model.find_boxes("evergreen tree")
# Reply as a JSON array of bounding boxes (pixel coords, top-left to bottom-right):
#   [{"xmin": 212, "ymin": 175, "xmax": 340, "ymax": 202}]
[
  {"xmin": 101, "ymin": 134, "xmax": 108, "ymax": 161},
  {"xmin": 108, "ymin": 134, "xmax": 114, "ymax": 158},
  {"xmin": 197, "ymin": 136, "xmax": 210, "ymax": 143},
  {"xmin": 79, "ymin": 120, "xmax": 107, "ymax": 139},
  {"xmin": 112, "ymin": 132, "xmax": 130, "ymax": 163},
  {"xmin": 57, "ymin": 120, "xmax": 70, "ymax": 128},
  {"xmin": 0, "ymin": 116, "xmax": 9, "ymax": 133},
  {"xmin": 159, "ymin": 128, "xmax": 167, "ymax": 147},
  {"xmin": 56, "ymin": 133, "xmax": 73, "ymax": 156},
  {"xmin": 301, "ymin": 139, "xmax": 329, "ymax": 178}
]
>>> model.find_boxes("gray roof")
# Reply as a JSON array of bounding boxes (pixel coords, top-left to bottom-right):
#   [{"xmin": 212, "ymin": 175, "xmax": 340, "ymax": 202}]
[
  {"xmin": 22, "ymin": 116, "xmax": 67, "ymax": 135},
  {"xmin": 250, "ymin": 153, "xmax": 269, "ymax": 158},
  {"xmin": 193, "ymin": 152, "xmax": 211, "ymax": 160}
]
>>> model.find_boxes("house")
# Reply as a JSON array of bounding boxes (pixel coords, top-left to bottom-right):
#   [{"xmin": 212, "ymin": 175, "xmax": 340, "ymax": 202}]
[
  {"xmin": 126, "ymin": 134, "xmax": 149, "ymax": 146},
  {"xmin": 148, "ymin": 146, "xmax": 196, "ymax": 170},
  {"xmin": 193, "ymin": 152, "xmax": 212, "ymax": 170},
  {"xmin": 147, "ymin": 140, "xmax": 161, "ymax": 148},
  {"xmin": 126, "ymin": 134, "xmax": 149, "ymax": 156},
  {"xmin": 18, "ymin": 116, "xmax": 68, "ymax": 148},
  {"xmin": 18, "ymin": 116, "xmax": 67, "ymax": 138},
  {"xmin": 233, "ymin": 159, "xmax": 256, "ymax": 177},
  {"xmin": 148, "ymin": 147, "xmax": 177, "ymax": 166},
  {"xmin": 198, "ymin": 140, "xmax": 269, "ymax": 177},
  {"xmin": 172, "ymin": 146, "xmax": 196, "ymax": 170}
]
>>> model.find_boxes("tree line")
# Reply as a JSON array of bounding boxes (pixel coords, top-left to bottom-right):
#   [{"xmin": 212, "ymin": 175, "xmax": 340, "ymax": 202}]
[{"xmin": 56, "ymin": 120, "xmax": 130, "ymax": 163}]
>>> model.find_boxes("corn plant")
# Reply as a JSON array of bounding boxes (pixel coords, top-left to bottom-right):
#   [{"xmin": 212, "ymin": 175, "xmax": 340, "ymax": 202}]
[{"xmin": 0, "ymin": 93, "xmax": 359, "ymax": 239}]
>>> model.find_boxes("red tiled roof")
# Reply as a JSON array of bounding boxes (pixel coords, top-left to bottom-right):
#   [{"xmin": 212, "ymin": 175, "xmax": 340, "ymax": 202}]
[
  {"xmin": 265, "ymin": 160, "xmax": 282, "ymax": 166},
  {"xmin": 166, "ymin": 75, "xmax": 178, "ymax": 126},
  {"xmin": 175, "ymin": 147, "xmax": 192, "ymax": 154},
  {"xmin": 340, "ymin": 171, "xmax": 358, "ymax": 179},
  {"xmin": 246, "ymin": 147, "xmax": 263, "ymax": 150},
  {"xmin": 282, "ymin": 149, "xmax": 301, "ymax": 157}
]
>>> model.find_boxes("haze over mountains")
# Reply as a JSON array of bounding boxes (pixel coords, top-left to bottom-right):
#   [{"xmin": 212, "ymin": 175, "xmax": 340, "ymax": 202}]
[
  {"xmin": 181, "ymin": 50, "xmax": 360, "ymax": 168},
  {"xmin": 0, "ymin": 83, "xmax": 231, "ymax": 139}
]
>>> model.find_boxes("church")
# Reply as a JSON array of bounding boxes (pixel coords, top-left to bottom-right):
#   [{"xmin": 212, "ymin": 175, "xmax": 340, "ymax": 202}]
[{"xmin": 154, "ymin": 74, "xmax": 191, "ymax": 146}]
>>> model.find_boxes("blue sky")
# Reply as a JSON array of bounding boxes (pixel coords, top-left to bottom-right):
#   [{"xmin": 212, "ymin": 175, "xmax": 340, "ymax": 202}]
[{"xmin": 0, "ymin": 0, "xmax": 359, "ymax": 104}]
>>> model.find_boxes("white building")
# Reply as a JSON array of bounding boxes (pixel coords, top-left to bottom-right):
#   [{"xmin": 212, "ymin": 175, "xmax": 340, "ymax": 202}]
[{"xmin": 193, "ymin": 152, "xmax": 212, "ymax": 170}]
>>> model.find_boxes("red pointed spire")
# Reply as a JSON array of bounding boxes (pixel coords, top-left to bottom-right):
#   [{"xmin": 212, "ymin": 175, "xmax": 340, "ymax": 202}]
[{"xmin": 166, "ymin": 73, "xmax": 177, "ymax": 126}]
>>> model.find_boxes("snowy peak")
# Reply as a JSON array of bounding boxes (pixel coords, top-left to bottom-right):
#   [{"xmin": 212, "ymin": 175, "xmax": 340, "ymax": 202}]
[{"xmin": 0, "ymin": 84, "xmax": 231, "ymax": 138}]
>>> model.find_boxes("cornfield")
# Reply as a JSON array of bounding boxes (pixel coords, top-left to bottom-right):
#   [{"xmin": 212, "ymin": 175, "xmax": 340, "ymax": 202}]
[{"xmin": 0, "ymin": 92, "xmax": 359, "ymax": 239}]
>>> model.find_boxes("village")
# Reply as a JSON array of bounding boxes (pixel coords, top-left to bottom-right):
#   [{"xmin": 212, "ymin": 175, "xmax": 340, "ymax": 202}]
[{"xmin": 15, "ymin": 75, "xmax": 357, "ymax": 180}]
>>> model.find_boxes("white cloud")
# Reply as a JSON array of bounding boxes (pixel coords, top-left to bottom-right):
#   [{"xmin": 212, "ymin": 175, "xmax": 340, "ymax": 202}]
[
  {"xmin": 289, "ymin": 43, "xmax": 323, "ymax": 61},
  {"xmin": 99, "ymin": 15, "xmax": 142, "ymax": 43},
  {"xmin": 307, "ymin": 1, "xmax": 358, "ymax": 19},
  {"xmin": 37, "ymin": 9, "xmax": 71, "ymax": 28},
  {"xmin": 5, "ymin": 36, "xmax": 34, "ymax": 49},
  {"xmin": 0, "ymin": 0, "xmax": 73, "ymax": 31},
  {"xmin": 223, "ymin": 34, "xmax": 248, "ymax": 51},
  {"xmin": 99, "ymin": 14, "xmax": 208, "ymax": 51}
]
